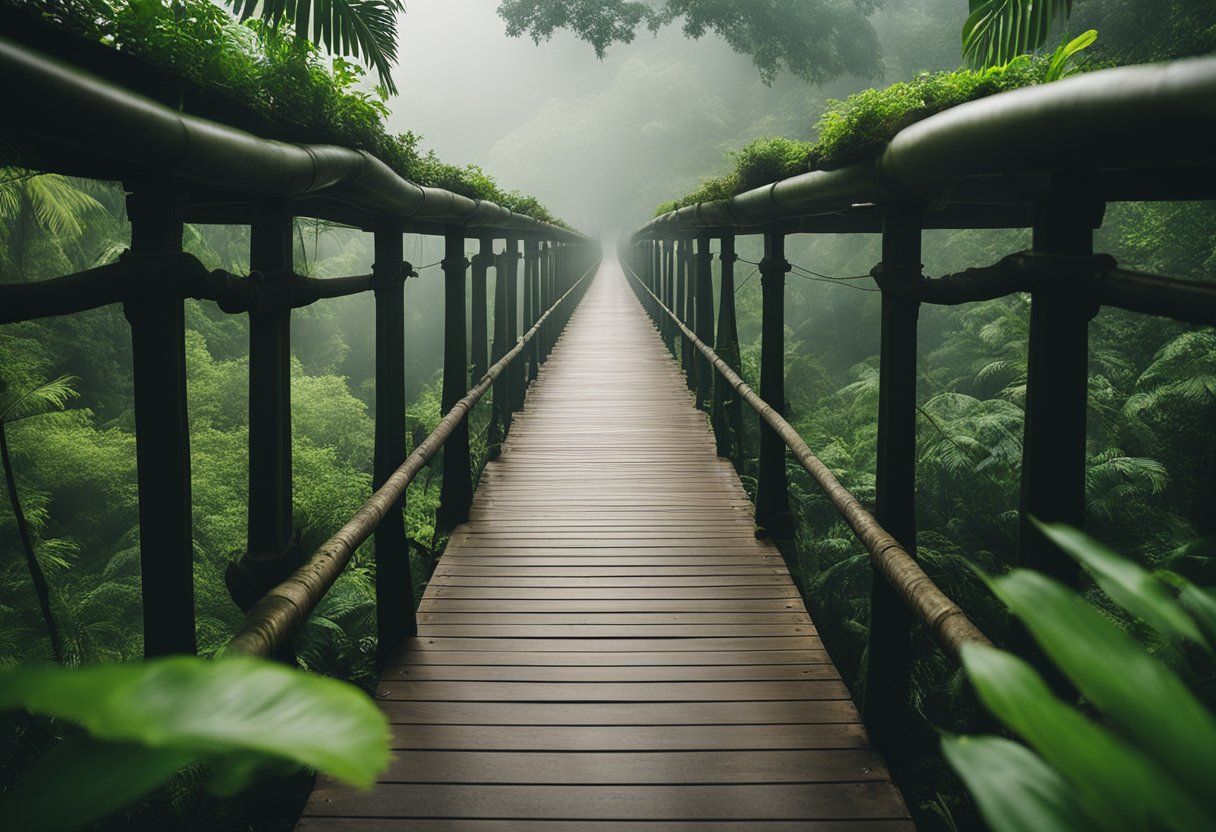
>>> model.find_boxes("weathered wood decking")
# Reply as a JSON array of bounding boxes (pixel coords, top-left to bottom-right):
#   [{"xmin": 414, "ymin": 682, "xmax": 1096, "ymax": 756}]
[{"xmin": 297, "ymin": 261, "xmax": 911, "ymax": 830}]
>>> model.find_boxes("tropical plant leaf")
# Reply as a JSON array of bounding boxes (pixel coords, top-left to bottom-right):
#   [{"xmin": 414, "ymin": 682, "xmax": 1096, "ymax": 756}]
[
  {"xmin": 1157, "ymin": 570, "xmax": 1216, "ymax": 649},
  {"xmin": 0, "ymin": 376, "xmax": 80, "ymax": 424},
  {"xmin": 1045, "ymin": 29, "xmax": 1098, "ymax": 82},
  {"xmin": 0, "ymin": 656, "xmax": 391, "ymax": 789},
  {"xmin": 225, "ymin": 0, "xmax": 404, "ymax": 95},
  {"xmin": 960, "ymin": 642, "xmax": 1210, "ymax": 831},
  {"xmin": 986, "ymin": 569, "xmax": 1216, "ymax": 814},
  {"xmin": 1034, "ymin": 519, "xmax": 1205, "ymax": 650},
  {"xmin": 0, "ymin": 733, "xmax": 196, "ymax": 832},
  {"xmin": 941, "ymin": 734, "xmax": 1101, "ymax": 832},
  {"xmin": 963, "ymin": 0, "xmax": 1074, "ymax": 68}
]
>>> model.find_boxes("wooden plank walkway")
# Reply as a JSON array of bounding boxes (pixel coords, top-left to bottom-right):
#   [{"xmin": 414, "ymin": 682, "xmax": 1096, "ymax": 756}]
[{"xmin": 297, "ymin": 260, "xmax": 912, "ymax": 831}]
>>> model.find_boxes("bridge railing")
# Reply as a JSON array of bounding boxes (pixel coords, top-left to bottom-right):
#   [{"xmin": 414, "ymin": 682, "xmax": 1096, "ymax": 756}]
[
  {"xmin": 0, "ymin": 31, "xmax": 600, "ymax": 666},
  {"xmin": 623, "ymin": 55, "xmax": 1216, "ymax": 754}
]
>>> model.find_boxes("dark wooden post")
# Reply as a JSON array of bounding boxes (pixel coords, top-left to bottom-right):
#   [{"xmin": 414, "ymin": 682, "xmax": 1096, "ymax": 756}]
[
  {"xmin": 538, "ymin": 242, "xmax": 551, "ymax": 361},
  {"xmin": 755, "ymin": 227, "xmax": 792, "ymax": 540},
  {"xmin": 713, "ymin": 234, "xmax": 744, "ymax": 462},
  {"xmin": 226, "ymin": 200, "xmax": 298, "ymax": 656},
  {"xmin": 505, "ymin": 238, "xmax": 524, "ymax": 411},
  {"xmin": 862, "ymin": 205, "xmax": 922, "ymax": 750},
  {"xmin": 437, "ymin": 228, "xmax": 472, "ymax": 529},
  {"xmin": 525, "ymin": 239, "xmax": 540, "ymax": 382},
  {"xmin": 470, "ymin": 236, "xmax": 492, "ymax": 381},
  {"xmin": 676, "ymin": 239, "xmax": 695, "ymax": 388},
  {"xmin": 124, "ymin": 183, "xmax": 196, "ymax": 657},
  {"xmin": 1019, "ymin": 175, "xmax": 1101, "ymax": 586},
  {"xmin": 372, "ymin": 219, "xmax": 415, "ymax": 663},
  {"xmin": 489, "ymin": 242, "xmax": 511, "ymax": 453},
  {"xmin": 663, "ymin": 240, "xmax": 676, "ymax": 353},
  {"xmin": 694, "ymin": 234, "xmax": 715, "ymax": 408}
]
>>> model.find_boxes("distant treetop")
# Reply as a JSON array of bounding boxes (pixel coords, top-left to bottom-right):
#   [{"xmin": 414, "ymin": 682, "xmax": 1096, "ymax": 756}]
[{"xmin": 496, "ymin": 0, "xmax": 884, "ymax": 85}]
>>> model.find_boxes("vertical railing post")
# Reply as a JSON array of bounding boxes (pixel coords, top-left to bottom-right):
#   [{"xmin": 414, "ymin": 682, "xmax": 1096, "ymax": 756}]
[
  {"xmin": 505, "ymin": 238, "xmax": 524, "ymax": 412},
  {"xmin": 538, "ymin": 242, "xmax": 551, "ymax": 361},
  {"xmin": 371, "ymin": 218, "xmax": 415, "ymax": 663},
  {"xmin": 489, "ymin": 242, "xmax": 511, "ymax": 455},
  {"xmin": 694, "ymin": 234, "xmax": 715, "ymax": 408},
  {"xmin": 525, "ymin": 239, "xmax": 540, "ymax": 383},
  {"xmin": 1019, "ymin": 175, "xmax": 1101, "ymax": 585},
  {"xmin": 470, "ymin": 236, "xmax": 492, "ymax": 381},
  {"xmin": 651, "ymin": 240, "xmax": 662, "ymax": 322},
  {"xmin": 755, "ymin": 227, "xmax": 793, "ymax": 541},
  {"xmin": 713, "ymin": 233, "xmax": 743, "ymax": 462},
  {"xmin": 227, "ymin": 199, "xmax": 298, "ymax": 664},
  {"xmin": 676, "ymin": 239, "xmax": 694, "ymax": 387},
  {"xmin": 437, "ymin": 227, "xmax": 472, "ymax": 529},
  {"xmin": 663, "ymin": 240, "xmax": 676, "ymax": 353},
  {"xmin": 862, "ymin": 204, "xmax": 923, "ymax": 751},
  {"xmin": 123, "ymin": 182, "xmax": 196, "ymax": 657}
]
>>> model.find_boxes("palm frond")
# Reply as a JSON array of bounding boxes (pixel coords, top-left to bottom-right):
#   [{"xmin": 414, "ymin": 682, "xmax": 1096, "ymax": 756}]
[
  {"xmin": 1, "ymin": 376, "xmax": 80, "ymax": 424},
  {"xmin": 963, "ymin": 0, "xmax": 1074, "ymax": 68},
  {"xmin": 226, "ymin": 0, "xmax": 404, "ymax": 95},
  {"xmin": 23, "ymin": 174, "xmax": 107, "ymax": 238}
]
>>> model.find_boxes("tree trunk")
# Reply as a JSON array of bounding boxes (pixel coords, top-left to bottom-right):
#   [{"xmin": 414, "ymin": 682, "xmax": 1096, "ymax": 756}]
[{"xmin": 1, "ymin": 421, "xmax": 65, "ymax": 662}]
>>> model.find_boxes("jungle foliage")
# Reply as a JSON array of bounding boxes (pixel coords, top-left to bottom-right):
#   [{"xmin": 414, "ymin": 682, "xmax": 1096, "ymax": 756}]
[
  {"xmin": 0, "ymin": 656, "xmax": 390, "ymax": 831},
  {"xmin": 496, "ymin": 0, "xmax": 885, "ymax": 84},
  {"xmin": 7, "ymin": 0, "xmax": 567, "ymax": 225},
  {"xmin": 947, "ymin": 523, "xmax": 1216, "ymax": 832}
]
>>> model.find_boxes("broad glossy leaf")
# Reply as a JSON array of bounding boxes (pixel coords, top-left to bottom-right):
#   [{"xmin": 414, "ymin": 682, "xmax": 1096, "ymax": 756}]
[
  {"xmin": 0, "ymin": 733, "xmax": 194, "ymax": 832},
  {"xmin": 0, "ymin": 656, "xmax": 390, "ymax": 789},
  {"xmin": 989, "ymin": 569, "xmax": 1216, "ymax": 813},
  {"xmin": 1035, "ymin": 520, "xmax": 1205, "ymax": 649},
  {"xmin": 961, "ymin": 643, "xmax": 1211, "ymax": 831},
  {"xmin": 942, "ymin": 734, "xmax": 1099, "ymax": 832},
  {"xmin": 1157, "ymin": 570, "xmax": 1216, "ymax": 650}
]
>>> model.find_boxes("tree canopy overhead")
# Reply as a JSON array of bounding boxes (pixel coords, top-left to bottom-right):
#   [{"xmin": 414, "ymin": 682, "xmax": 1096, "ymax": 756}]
[{"xmin": 496, "ymin": 0, "xmax": 885, "ymax": 84}]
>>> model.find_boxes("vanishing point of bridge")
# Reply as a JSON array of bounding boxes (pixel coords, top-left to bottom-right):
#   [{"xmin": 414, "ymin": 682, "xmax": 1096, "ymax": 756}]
[{"xmin": 298, "ymin": 261, "xmax": 910, "ymax": 828}]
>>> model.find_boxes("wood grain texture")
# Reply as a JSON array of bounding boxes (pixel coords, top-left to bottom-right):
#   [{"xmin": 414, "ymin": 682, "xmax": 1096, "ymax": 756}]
[{"xmin": 297, "ymin": 261, "xmax": 909, "ymax": 828}]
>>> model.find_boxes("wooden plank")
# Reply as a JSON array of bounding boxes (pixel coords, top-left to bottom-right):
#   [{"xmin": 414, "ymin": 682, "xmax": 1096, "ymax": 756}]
[
  {"xmin": 298, "ymin": 820, "xmax": 917, "ymax": 831},
  {"xmin": 376, "ymin": 680, "xmax": 852, "ymax": 702},
  {"xmin": 377, "ymin": 700, "xmax": 862, "ymax": 725},
  {"xmin": 395, "ymin": 636, "xmax": 823, "ymax": 652},
  {"xmin": 383, "ymin": 649, "xmax": 831, "ymax": 667},
  {"xmin": 383, "ymin": 663, "xmax": 839, "ymax": 683},
  {"xmin": 304, "ymin": 783, "xmax": 910, "ymax": 820},
  {"xmin": 380, "ymin": 749, "xmax": 889, "ymax": 783}
]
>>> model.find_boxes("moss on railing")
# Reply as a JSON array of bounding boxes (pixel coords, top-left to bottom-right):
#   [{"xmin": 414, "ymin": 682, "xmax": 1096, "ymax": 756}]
[
  {"xmin": 6, "ymin": 0, "xmax": 568, "ymax": 227},
  {"xmin": 655, "ymin": 55, "xmax": 1073, "ymax": 216}
]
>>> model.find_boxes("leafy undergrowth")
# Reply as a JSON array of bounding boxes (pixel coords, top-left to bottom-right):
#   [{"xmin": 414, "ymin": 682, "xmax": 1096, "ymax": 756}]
[
  {"xmin": 8, "ymin": 0, "xmax": 568, "ymax": 226},
  {"xmin": 656, "ymin": 55, "xmax": 1063, "ymax": 215}
]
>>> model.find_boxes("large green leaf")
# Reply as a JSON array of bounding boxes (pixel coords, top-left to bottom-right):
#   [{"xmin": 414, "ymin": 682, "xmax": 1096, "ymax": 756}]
[
  {"xmin": 1157, "ymin": 570, "xmax": 1216, "ymax": 649},
  {"xmin": 225, "ymin": 0, "xmax": 404, "ymax": 94},
  {"xmin": 0, "ymin": 656, "xmax": 390, "ymax": 788},
  {"xmin": 961, "ymin": 642, "xmax": 1211, "ymax": 831},
  {"xmin": 988, "ymin": 569, "xmax": 1216, "ymax": 813},
  {"xmin": 962, "ymin": 0, "xmax": 1074, "ymax": 68},
  {"xmin": 1035, "ymin": 519, "xmax": 1207, "ymax": 650},
  {"xmin": 0, "ymin": 734, "xmax": 195, "ymax": 831},
  {"xmin": 941, "ymin": 734, "xmax": 1101, "ymax": 832}
]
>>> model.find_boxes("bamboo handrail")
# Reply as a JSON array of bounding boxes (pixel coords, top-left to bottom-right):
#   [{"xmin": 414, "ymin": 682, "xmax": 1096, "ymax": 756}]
[
  {"xmin": 622, "ymin": 259, "xmax": 990, "ymax": 659},
  {"xmin": 224, "ymin": 259, "xmax": 600, "ymax": 658}
]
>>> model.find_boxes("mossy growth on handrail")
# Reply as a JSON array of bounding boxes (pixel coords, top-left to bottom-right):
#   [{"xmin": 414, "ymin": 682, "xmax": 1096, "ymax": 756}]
[
  {"xmin": 655, "ymin": 56, "xmax": 1063, "ymax": 216},
  {"xmin": 7, "ymin": 0, "xmax": 569, "ymax": 228}
]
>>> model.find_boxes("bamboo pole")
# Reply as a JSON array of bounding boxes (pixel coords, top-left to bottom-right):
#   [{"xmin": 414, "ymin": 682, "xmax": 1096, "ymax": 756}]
[
  {"xmin": 622, "ymin": 258, "xmax": 989, "ymax": 660},
  {"xmin": 224, "ymin": 256, "xmax": 600, "ymax": 659}
]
